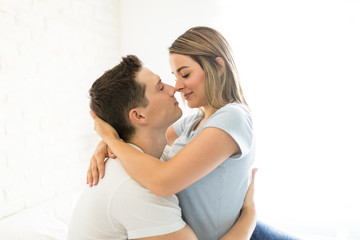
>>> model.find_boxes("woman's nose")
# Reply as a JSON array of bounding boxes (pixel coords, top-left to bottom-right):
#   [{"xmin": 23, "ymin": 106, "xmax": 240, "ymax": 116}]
[{"xmin": 174, "ymin": 78, "xmax": 184, "ymax": 92}]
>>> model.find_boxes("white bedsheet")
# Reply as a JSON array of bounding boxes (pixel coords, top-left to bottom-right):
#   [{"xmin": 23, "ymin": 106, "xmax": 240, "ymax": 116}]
[{"xmin": 0, "ymin": 192, "xmax": 80, "ymax": 240}]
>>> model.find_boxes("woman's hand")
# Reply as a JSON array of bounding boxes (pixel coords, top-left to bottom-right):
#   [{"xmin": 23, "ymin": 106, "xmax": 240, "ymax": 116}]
[
  {"xmin": 219, "ymin": 168, "xmax": 258, "ymax": 240},
  {"xmin": 87, "ymin": 111, "xmax": 119, "ymax": 186},
  {"xmin": 87, "ymin": 140, "xmax": 116, "ymax": 186},
  {"xmin": 243, "ymin": 168, "xmax": 258, "ymax": 210},
  {"xmin": 90, "ymin": 110, "xmax": 120, "ymax": 141}
]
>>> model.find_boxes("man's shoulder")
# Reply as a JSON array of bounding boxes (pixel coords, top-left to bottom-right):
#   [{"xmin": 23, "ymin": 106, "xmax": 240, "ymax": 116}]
[
  {"xmin": 88, "ymin": 158, "xmax": 178, "ymax": 206},
  {"xmin": 104, "ymin": 159, "xmax": 154, "ymax": 199},
  {"xmin": 103, "ymin": 158, "xmax": 129, "ymax": 179},
  {"xmin": 77, "ymin": 158, "xmax": 131, "ymax": 201}
]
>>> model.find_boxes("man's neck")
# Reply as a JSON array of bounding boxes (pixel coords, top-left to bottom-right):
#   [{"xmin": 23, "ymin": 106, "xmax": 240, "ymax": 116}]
[{"xmin": 128, "ymin": 128, "xmax": 167, "ymax": 159}]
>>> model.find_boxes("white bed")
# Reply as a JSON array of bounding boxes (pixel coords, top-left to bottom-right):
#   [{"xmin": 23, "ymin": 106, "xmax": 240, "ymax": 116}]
[
  {"xmin": 1, "ymin": 191, "xmax": 358, "ymax": 240},
  {"xmin": 0, "ymin": 192, "xmax": 80, "ymax": 240}
]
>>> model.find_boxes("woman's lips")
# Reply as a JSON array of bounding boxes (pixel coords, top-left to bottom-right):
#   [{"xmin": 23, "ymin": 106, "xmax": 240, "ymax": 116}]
[{"xmin": 184, "ymin": 92, "xmax": 193, "ymax": 100}]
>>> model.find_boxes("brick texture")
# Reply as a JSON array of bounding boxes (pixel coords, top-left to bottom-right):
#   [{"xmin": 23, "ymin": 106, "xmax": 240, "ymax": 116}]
[{"xmin": 0, "ymin": 0, "xmax": 122, "ymax": 219}]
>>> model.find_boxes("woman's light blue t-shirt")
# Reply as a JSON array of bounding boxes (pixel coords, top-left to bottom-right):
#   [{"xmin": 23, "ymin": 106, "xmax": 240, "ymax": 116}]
[{"xmin": 169, "ymin": 103, "xmax": 255, "ymax": 240}]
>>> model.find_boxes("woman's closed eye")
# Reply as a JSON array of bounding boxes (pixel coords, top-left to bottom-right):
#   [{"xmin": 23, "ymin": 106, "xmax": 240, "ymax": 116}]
[{"xmin": 182, "ymin": 73, "xmax": 190, "ymax": 78}]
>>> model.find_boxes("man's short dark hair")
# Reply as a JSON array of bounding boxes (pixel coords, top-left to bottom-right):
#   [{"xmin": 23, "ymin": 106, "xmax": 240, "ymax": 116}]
[{"xmin": 89, "ymin": 55, "xmax": 148, "ymax": 142}]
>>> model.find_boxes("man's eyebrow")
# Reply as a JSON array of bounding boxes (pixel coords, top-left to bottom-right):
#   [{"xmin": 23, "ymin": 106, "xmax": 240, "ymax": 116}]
[{"xmin": 172, "ymin": 66, "xmax": 189, "ymax": 74}]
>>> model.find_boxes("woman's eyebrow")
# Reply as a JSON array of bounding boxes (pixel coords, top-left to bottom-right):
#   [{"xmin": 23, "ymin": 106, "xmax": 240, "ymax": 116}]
[{"xmin": 172, "ymin": 66, "xmax": 189, "ymax": 74}]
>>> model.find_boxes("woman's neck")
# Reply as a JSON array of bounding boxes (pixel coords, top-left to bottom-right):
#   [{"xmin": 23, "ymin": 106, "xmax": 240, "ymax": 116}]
[
  {"xmin": 203, "ymin": 104, "xmax": 218, "ymax": 120},
  {"xmin": 193, "ymin": 104, "xmax": 218, "ymax": 131}
]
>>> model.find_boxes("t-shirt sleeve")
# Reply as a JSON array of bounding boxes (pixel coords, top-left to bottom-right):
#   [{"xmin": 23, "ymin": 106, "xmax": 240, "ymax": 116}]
[
  {"xmin": 160, "ymin": 145, "xmax": 172, "ymax": 162},
  {"xmin": 109, "ymin": 180, "xmax": 186, "ymax": 239},
  {"xmin": 203, "ymin": 104, "xmax": 254, "ymax": 157},
  {"xmin": 172, "ymin": 117, "xmax": 186, "ymax": 137}
]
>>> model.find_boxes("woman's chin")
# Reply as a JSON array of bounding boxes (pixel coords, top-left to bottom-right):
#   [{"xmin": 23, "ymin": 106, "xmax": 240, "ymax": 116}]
[{"xmin": 186, "ymin": 102, "xmax": 197, "ymax": 109}]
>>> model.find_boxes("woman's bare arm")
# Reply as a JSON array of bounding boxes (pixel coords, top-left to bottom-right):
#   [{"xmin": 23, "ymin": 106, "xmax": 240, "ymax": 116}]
[
  {"xmin": 166, "ymin": 125, "xmax": 179, "ymax": 146},
  {"xmin": 87, "ymin": 124, "xmax": 178, "ymax": 185},
  {"xmin": 91, "ymin": 111, "xmax": 240, "ymax": 197}
]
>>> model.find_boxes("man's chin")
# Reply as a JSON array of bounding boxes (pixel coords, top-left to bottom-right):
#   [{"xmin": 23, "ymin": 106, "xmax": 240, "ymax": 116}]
[
  {"xmin": 169, "ymin": 111, "xmax": 182, "ymax": 125},
  {"xmin": 177, "ymin": 110, "xmax": 183, "ymax": 120}
]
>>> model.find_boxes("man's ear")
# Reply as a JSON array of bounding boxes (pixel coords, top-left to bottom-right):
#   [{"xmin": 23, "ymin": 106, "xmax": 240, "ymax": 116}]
[
  {"xmin": 129, "ymin": 108, "xmax": 148, "ymax": 125},
  {"xmin": 215, "ymin": 57, "xmax": 225, "ymax": 76}
]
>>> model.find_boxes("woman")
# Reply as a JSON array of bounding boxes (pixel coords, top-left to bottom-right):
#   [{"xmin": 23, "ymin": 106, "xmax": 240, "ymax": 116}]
[{"xmin": 88, "ymin": 27, "xmax": 297, "ymax": 240}]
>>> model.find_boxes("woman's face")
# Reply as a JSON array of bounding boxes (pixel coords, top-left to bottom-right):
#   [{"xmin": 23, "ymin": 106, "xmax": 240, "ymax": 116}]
[{"xmin": 169, "ymin": 53, "xmax": 207, "ymax": 109}]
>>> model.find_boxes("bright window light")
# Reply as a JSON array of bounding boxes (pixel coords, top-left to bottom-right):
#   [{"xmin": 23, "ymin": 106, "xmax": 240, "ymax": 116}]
[{"xmin": 214, "ymin": 0, "xmax": 360, "ymax": 239}]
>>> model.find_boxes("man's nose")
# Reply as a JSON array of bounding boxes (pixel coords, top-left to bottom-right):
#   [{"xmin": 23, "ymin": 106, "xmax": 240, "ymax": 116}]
[{"xmin": 166, "ymin": 84, "xmax": 176, "ymax": 97}]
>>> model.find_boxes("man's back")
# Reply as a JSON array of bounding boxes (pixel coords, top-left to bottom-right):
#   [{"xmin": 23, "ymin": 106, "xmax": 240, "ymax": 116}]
[{"xmin": 67, "ymin": 145, "xmax": 185, "ymax": 240}]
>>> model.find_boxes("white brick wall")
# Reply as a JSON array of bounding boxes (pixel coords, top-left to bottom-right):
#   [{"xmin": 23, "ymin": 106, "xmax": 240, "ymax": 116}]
[{"xmin": 0, "ymin": 0, "xmax": 122, "ymax": 219}]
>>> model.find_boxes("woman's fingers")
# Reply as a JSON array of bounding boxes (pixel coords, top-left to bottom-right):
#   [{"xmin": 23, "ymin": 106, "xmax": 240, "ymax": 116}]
[
  {"xmin": 89, "ymin": 110, "xmax": 96, "ymax": 119},
  {"xmin": 87, "ymin": 140, "xmax": 109, "ymax": 186},
  {"xmin": 96, "ymin": 152, "xmax": 106, "ymax": 179},
  {"xmin": 107, "ymin": 146, "xmax": 116, "ymax": 160},
  {"xmin": 91, "ymin": 156, "xmax": 100, "ymax": 186},
  {"xmin": 87, "ymin": 158, "xmax": 94, "ymax": 187}
]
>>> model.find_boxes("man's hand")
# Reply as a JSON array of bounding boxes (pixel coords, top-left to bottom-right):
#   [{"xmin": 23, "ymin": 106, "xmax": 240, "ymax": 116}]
[
  {"xmin": 219, "ymin": 168, "xmax": 258, "ymax": 240},
  {"xmin": 243, "ymin": 168, "xmax": 258, "ymax": 210}
]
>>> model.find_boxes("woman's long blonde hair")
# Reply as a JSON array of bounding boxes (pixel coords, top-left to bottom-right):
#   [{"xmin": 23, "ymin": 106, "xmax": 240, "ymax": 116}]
[{"xmin": 169, "ymin": 26, "xmax": 248, "ymax": 109}]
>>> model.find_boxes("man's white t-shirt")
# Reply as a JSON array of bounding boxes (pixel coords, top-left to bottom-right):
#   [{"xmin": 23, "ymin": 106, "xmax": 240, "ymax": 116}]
[{"xmin": 67, "ymin": 144, "xmax": 185, "ymax": 240}]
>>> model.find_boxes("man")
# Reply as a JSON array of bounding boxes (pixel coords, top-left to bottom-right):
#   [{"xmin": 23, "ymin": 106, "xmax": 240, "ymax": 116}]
[{"xmin": 67, "ymin": 55, "xmax": 256, "ymax": 239}]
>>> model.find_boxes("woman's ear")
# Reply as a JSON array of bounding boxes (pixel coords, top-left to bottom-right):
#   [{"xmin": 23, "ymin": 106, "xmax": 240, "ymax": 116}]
[
  {"xmin": 215, "ymin": 57, "xmax": 226, "ymax": 76},
  {"xmin": 129, "ymin": 108, "xmax": 147, "ymax": 125}
]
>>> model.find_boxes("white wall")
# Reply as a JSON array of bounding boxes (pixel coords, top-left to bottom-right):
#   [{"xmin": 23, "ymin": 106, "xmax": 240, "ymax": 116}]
[
  {"xmin": 214, "ymin": 1, "xmax": 360, "ymax": 239},
  {"xmin": 0, "ymin": 0, "xmax": 122, "ymax": 218}
]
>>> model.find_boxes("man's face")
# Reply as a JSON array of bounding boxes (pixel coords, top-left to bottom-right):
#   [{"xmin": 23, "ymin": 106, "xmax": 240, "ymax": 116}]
[{"xmin": 135, "ymin": 67, "xmax": 182, "ymax": 129}]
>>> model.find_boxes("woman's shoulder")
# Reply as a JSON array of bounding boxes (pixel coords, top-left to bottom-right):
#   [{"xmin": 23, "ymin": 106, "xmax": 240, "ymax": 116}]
[
  {"xmin": 203, "ymin": 103, "xmax": 253, "ymax": 132},
  {"xmin": 221, "ymin": 102, "xmax": 250, "ymax": 111},
  {"xmin": 214, "ymin": 102, "xmax": 251, "ymax": 118}
]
